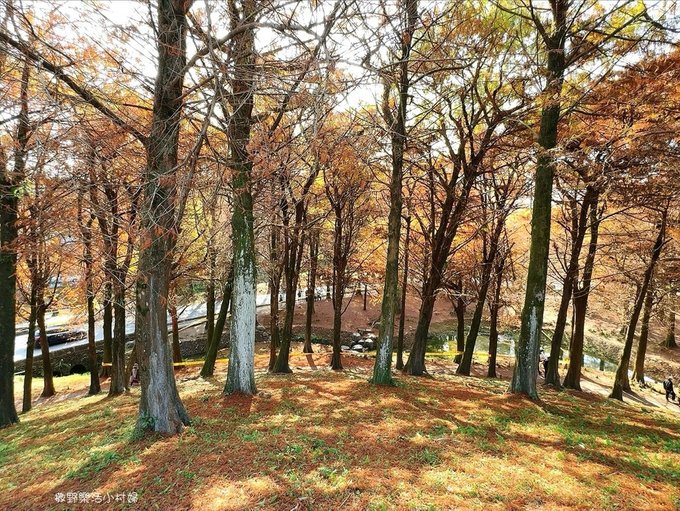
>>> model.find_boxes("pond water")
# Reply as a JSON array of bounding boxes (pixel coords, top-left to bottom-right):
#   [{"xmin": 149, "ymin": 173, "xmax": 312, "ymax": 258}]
[{"xmin": 426, "ymin": 329, "xmax": 619, "ymax": 373}]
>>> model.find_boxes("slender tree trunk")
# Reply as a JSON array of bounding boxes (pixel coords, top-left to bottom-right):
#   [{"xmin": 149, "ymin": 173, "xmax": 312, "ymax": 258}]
[
  {"xmin": 371, "ymin": 0, "xmax": 417, "ymax": 385},
  {"xmin": 170, "ymin": 304, "xmax": 182, "ymax": 364},
  {"xmin": 201, "ymin": 266, "xmax": 233, "ymax": 378},
  {"xmin": 487, "ymin": 258, "xmax": 505, "ymax": 378},
  {"xmin": 405, "ymin": 290, "xmax": 436, "ymax": 375},
  {"xmin": 272, "ymin": 219, "xmax": 306, "ymax": 373},
  {"xmin": 563, "ymin": 197, "xmax": 600, "ymax": 390},
  {"xmin": 86, "ymin": 285, "xmax": 100, "ymax": 395},
  {"xmin": 100, "ymin": 283, "xmax": 113, "ymax": 378},
  {"xmin": 510, "ymin": 22, "xmax": 566, "ymax": 398},
  {"xmin": 330, "ymin": 285, "xmax": 344, "ymax": 370},
  {"xmin": 457, "ymin": 268, "xmax": 494, "ymax": 376},
  {"xmin": 37, "ymin": 302, "xmax": 55, "ymax": 398},
  {"xmin": 663, "ymin": 308, "xmax": 676, "ymax": 348},
  {"xmin": 563, "ymin": 292, "xmax": 587, "ymax": 390},
  {"xmin": 545, "ymin": 190, "xmax": 595, "ymax": 386},
  {"xmin": 79, "ymin": 194, "xmax": 101, "ymax": 396},
  {"xmin": 330, "ymin": 212, "xmax": 346, "ymax": 371},
  {"xmin": 632, "ymin": 284, "xmax": 654, "ymax": 384},
  {"xmin": 458, "ymin": 218, "xmax": 505, "ymax": 375},
  {"xmin": 109, "ymin": 285, "xmax": 126, "ymax": 395},
  {"xmin": 268, "ymin": 276, "xmax": 281, "ymax": 371},
  {"xmin": 454, "ymin": 281, "xmax": 465, "ymax": 364},
  {"xmin": 610, "ymin": 210, "xmax": 666, "ymax": 401},
  {"xmin": 206, "ymin": 247, "xmax": 216, "ymax": 351},
  {"xmin": 303, "ymin": 231, "xmax": 318, "ymax": 353},
  {"xmin": 124, "ymin": 342, "xmax": 137, "ymax": 390},
  {"xmin": 363, "ymin": 283, "xmax": 368, "ymax": 311},
  {"xmin": 21, "ymin": 295, "xmax": 37, "ymax": 413},
  {"xmin": 134, "ymin": 0, "xmax": 193, "ymax": 435},
  {"xmin": 225, "ymin": 0, "xmax": 258, "ymax": 395},
  {"xmin": 396, "ymin": 217, "xmax": 411, "ymax": 370}
]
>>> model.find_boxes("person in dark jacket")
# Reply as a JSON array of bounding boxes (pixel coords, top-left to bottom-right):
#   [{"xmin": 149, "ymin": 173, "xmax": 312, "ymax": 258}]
[{"xmin": 663, "ymin": 377, "xmax": 676, "ymax": 402}]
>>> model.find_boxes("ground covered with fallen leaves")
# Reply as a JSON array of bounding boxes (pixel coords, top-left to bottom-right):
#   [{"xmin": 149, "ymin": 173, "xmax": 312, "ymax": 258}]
[{"xmin": 2, "ymin": 347, "xmax": 679, "ymax": 511}]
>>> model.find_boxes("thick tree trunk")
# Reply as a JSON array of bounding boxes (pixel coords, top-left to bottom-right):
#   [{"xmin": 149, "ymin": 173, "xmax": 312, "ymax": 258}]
[
  {"xmin": 510, "ymin": 25, "xmax": 566, "ymax": 398},
  {"xmin": 632, "ymin": 284, "xmax": 654, "ymax": 384},
  {"xmin": 0, "ymin": 57, "xmax": 30, "ymax": 427},
  {"xmin": 22, "ymin": 297, "xmax": 37, "ymax": 413},
  {"xmin": 303, "ymin": 231, "xmax": 318, "ymax": 354},
  {"xmin": 225, "ymin": 0, "xmax": 258, "ymax": 395},
  {"xmin": 201, "ymin": 266, "xmax": 233, "ymax": 378},
  {"xmin": 37, "ymin": 303, "xmax": 55, "ymax": 398},
  {"xmin": 371, "ymin": 0, "xmax": 417, "ymax": 385},
  {"xmin": 396, "ymin": 216, "xmax": 410, "ymax": 370},
  {"xmin": 610, "ymin": 211, "xmax": 666, "ymax": 401},
  {"xmin": 134, "ymin": 0, "xmax": 193, "ymax": 435},
  {"xmin": 663, "ymin": 309, "xmax": 676, "ymax": 348}
]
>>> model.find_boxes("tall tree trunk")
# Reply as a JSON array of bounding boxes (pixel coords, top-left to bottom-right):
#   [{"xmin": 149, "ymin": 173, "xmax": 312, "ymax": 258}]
[
  {"xmin": 86, "ymin": 281, "xmax": 100, "ymax": 395},
  {"xmin": 632, "ymin": 283, "xmax": 654, "ymax": 384},
  {"xmin": 458, "ymin": 217, "xmax": 505, "ymax": 375},
  {"xmin": 268, "ymin": 221, "xmax": 281, "ymax": 370},
  {"xmin": 109, "ymin": 285, "xmax": 126, "ymax": 395},
  {"xmin": 78, "ymin": 191, "xmax": 101, "ymax": 396},
  {"xmin": 454, "ymin": 280, "xmax": 465, "ymax": 364},
  {"xmin": 201, "ymin": 266, "xmax": 233, "ymax": 378},
  {"xmin": 545, "ymin": 189, "xmax": 595, "ymax": 386},
  {"xmin": 396, "ymin": 216, "xmax": 411, "ymax": 370},
  {"xmin": 563, "ymin": 197, "xmax": 600, "ymax": 391},
  {"xmin": 487, "ymin": 258, "xmax": 505, "ymax": 378},
  {"xmin": 37, "ymin": 302, "xmax": 55, "ymax": 398},
  {"xmin": 100, "ymin": 283, "xmax": 113, "ymax": 378},
  {"xmin": 610, "ymin": 209, "xmax": 666, "ymax": 401},
  {"xmin": 21, "ymin": 294, "xmax": 37, "ymax": 412},
  {"xmin": 272, "ymin": 216, "xmax": 306, "ymax": 373},
  {"xmin": 206, "ymin": 247, "xmax": 216, "ymax": 351},
  {"xmin": 371, "ymin": 0, "xmax": 418, "ymax": 385},
  {"xmin": 0, "ymin": 56, "xmax": 29, "ymax": 427},
  {"xmin": 225, "ymin": 0, "xmax": 258, "ymax": 395},
  {"xmin": 303, "ymin": 230, "xmax": 318, "ymax": 354},
  {"xmin": 510, "ymin": 13, "xmax": 566, "ymax": 398},
  {"xmin": 170, "ymin": 304, "xmax": 182, "ymax": 364},
  {"xmin": 134, "ymin": 0, "xmax": 193, "ymax": 435},
  {"xmin": 268, "ymin": 276, "xmax": 281, "ymax": 370},
  {"xmin": 405, "ymin": 170, "xmax": 476, "ymax": 375},
  {"xmin": 663, "ymin": 307, "xmax": 676, "ymax": 348},
  {"xmin": 330, "ymin": 210, "xmax": 345, "ymax": 371}
]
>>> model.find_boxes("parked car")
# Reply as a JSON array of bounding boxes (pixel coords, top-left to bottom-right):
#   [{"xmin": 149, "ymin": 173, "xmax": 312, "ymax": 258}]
[{"xmin": 34, "ymin": 330, "xmax": 87, "ymax": 350}]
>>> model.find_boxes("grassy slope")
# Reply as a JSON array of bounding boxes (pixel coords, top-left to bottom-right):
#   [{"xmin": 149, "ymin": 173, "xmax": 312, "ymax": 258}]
[{"xmin": 1, "ymin": 350, "xmax": 679, "ymax": 511}]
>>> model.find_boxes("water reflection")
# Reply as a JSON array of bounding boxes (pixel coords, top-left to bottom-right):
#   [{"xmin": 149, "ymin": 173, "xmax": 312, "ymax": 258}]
[{"xmin": 427, "ymin": 330, "xmax": 618, "ymax": 373}]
